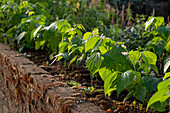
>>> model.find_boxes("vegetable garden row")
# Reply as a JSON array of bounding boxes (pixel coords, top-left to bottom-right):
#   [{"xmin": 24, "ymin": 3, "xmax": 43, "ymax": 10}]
[{"xmin": 0, "ymin": 0, "xmax": 169, "ymax": 112}]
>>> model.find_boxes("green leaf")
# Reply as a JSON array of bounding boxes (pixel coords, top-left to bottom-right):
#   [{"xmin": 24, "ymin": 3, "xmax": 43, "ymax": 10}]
[
  {"xmin": 134, "ymin": 85, "xmax": 146, "ymax": 102},
  {"xmin": 32, "ymin": 4, "xmax": 43, "ymax": 14},
  {"xmin": 59, "ymin": 42, "xmax": 69, "ymax": 53},
  {"xmin": 99, "ymin": 67, "xmax": 111, "ymax": 81},
  {"xmin": 77, "ymin": 24, "xmax": 86, "ymax": 31},
  {"xmin": 158, "ymin": 78, "xmax": 170, "ymax": 91},
  {"xmin": 86, "ymin": 52, "xmax": 101, "ymax": 76},
  {"xmin": 37, "ymin": 15, "xmax": 46, "ymax": 25},
  {"xmin": 150, "ymin": 64, "xmax": 158, "ymax": 74},
  {"xmin": 71, "ymin": 37, "xmax": 82, "ymax": 46},
  {"xmin": 6, "ymin": 26, "xmax": 17, "ymax": 34},
  {"xmin": 123, "ymin": 90, "xmax": 135, "ymax": 102},
  {"xmin": 77, "ymin": 54, "xmax": 86, "ymax": 65},
  {"xmin": 157, "ymin": 26, "xmax": 170, "ymax": 41},
  {"xmin": 153, "ymin": 40, "xmax": 165, "ymax": 56},
  {"xmin": 165, "ymin": 41, "xmax": 170, "ymax": 52},
  {"xmin": 110, "ymin": 46, "xmax": 131, "ymax": 72},
  {"xmin": 101, "ymin": 53, "xmax": 115, "ymax": 70},
  {"xmin": 147, "ymin": 88, "xmax": 169, "ymax": 111},
  {"xmin": 143, "ymin": 76, "xmax": 160, "ymax": 94},
  {"xmin": 153, "ymin": 17, "xmax": 164, "ymax": 29},
  {"xmin": 76, "ymin": 29, "xmax": 83, "ymax": 38},
  {"xmin": 98, "ymin": 46, "xmax": 107, "ymax": 54},
  {"xmin": 92, "ymin": 38, "xmax": 103, "ymax": 52},
  {"xmin": 34, "ymin": 25, "xmax": 42, "ymax": 37},
  {"xmin": 85, "ymin": 36, "xmax": 100, "ymax": 53},
  {"xmin": 30, "ymin": 29, "xmax": 36, "ymax": 41},
  {"xmin": 43, "ymin": 21, "xmax": 57, "ymax": 31},
  {"xmin": 142, "ymin": 51, "xmax": 157, "ymax": 65},
  {"xmin": 104, "ymin": 71, "xmax": 118, "ymax": 95},
  {"xmin": 57, "ymin": 20, "xmax": 71, "ymax": 33},
  {"xmin": 150, "ymin": 101, "xmax": 167, "ymax": 112},
  {"xmin": 35, "ymin": 39, "xmax": 46, "ymax": 50},
  {"xmin": 164, "ymin": 56, "xmax": 170, "ymax": 73},
  {"xmin": 48, "ymin": 36, "xmax": 60, "ymax": 51},
  {"xmin": 163, "ymin": 72, "xmax": 170, "ymax": 80},
  {"xmin": 41, "ymin": 9, "xmax": 50, "ymax": 18},
  {"xmin": 68, "ymin": 47, "xmax": 80, "ymax": 56},
  {"xmin": 50, "ymin": 53, "xmax": 64, "ymax": 65},
  {"xmin": 83, "ymin": 32, "xmax": 91, "ymax": 41},
  {"xmin": 117, "ymin": 71, "xmax": 134, "ymax": 95},
  {"xmin": 145, "ymin": 17, "xmax": 155, "ymax": 31},
  {"xmin": 128, "ymin": 50, "xmax": 141, "ymax": 66},
  {"xmin": 147, "ymin": 78, "xmax": 170, "ymax": 111},
  {"xmin": 92, "ymin": 28, "xmax": 99, "ymax": 35},
  {"xmin": 69, "ymin": 55, "xmax": 78, "ymax": 66},
  {"xmin": 16, "ymin": 31, "xmax": 26, "ymax": 44}
]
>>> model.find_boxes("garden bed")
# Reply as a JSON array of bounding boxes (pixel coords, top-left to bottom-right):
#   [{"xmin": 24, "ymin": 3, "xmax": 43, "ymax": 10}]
[
  {"xmin": 24, "ymin": 49, "xmax": 166, "ymax": 113},
  {"xmin": 0, "ymin": 1, "xmax": 169, "ymax": 112}
]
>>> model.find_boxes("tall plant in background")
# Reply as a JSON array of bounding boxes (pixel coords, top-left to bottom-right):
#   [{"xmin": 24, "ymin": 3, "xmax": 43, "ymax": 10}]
[
  {"xmin": 0, "ymin": 1, "xmax": 51, "ymax": 50},
  {"xmin": 144, "ymin": 16, "xmax": 170, "ymax": 74}
]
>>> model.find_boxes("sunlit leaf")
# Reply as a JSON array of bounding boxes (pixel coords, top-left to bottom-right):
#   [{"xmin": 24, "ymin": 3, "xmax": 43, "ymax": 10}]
[
  {"xmin": 142, "ymin": 51, "xmax": 157, "ymax": 65},
  {"xmin": 16, "ymin": 31, "xmax": 26, "ymax": 44},
  {"xmin": 59, "ymin": 42, "xmax": 69, "ymax": 53},
  {"xmin": 104, "ymin": 71, "xmax": 118, "ymax": 95},
  {"xmin": 99, "ymin": 67, "xmax": 111, "ymax": 81},
  {"xmin": 128, "ymin": 50, "xmax": 141, "ymax": 66},
  {"xmin": 164, "ymin": 56, "xmax": 170, "ymax": 73},
  {"xmin": 153, "ymin": 17, "xmax": 164, "ymax": 29},
  {"xmin": 98, "ymin": 46, "xmax": 107, "ymax": 54},
  {"xmin": 69, "ymin": 55, "xmax": 78, "ymax": 66},
  {"xmin": 85, "ymin": 36, "xmax": 100, "ymax": 53},
  {"xmin": 163, "ymin": 72, "xmax": 170, "ymax": 80},
  {"xmin": 165, "ymin": 41, "xmax": 170, "ymax": 52},
  {"xmin": 34, "ymin": 25, "xmax": 42, "ymax": 37},
  {"xmin": 145, "ymin": 17, "xmax": 155, "ymax": 31},
  {"xmin": 92, "ymin": 38, "xmax": 103, "ymax": 52},
  {"xmin": 83, "ymin": 32, "xmax": 91, "ymax": 41},
  {"xmin": 35, "ymin": 39, "xmax": 46, "ymax": 50}
]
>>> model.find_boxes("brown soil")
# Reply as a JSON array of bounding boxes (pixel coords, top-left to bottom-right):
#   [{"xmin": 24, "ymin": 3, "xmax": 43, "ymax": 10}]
[{"xmin": 25, "ymin": 50, "xmax": 167, "ymax": 113}]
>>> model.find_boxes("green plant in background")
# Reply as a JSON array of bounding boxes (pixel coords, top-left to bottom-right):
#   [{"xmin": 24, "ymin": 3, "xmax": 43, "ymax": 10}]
[
  {"xmin": 17, "ymin": 14, "xmax": 47, "ymax": 50},
  {"xmin": 33, "ymin": 20, "xmax": 73, "ymax": 55},
  {"xmin": 144, "ymin": 16, "xmax": 170, "ymax": 74},
  {"xmin": 0, "ymin": 1, "xmax": 51, "ymax": 50},
  {"xmin": 144, "ymin": 16, "xmax": 170, "ymax": 55}
]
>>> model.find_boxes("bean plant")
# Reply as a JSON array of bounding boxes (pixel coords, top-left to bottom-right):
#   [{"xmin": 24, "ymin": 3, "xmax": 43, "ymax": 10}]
[{"xmin": 0, "ymin": 0, "xmax": 169, "ymax": 112}]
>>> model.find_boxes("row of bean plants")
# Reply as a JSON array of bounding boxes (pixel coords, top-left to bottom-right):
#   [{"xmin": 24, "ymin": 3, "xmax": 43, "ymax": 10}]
[{"xmin": 0, "ymin": 0, "xmax": 169, "ymax": 112}]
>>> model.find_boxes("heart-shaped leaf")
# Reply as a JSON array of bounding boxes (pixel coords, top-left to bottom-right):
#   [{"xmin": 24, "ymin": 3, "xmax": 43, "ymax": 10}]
[
  {"xmin": 143, "ymin": 76, "xmax": 160, "ymax": 94},
  {"xmin": 117, "ymin": 71, "xmax": 134, "ymax": 95}
]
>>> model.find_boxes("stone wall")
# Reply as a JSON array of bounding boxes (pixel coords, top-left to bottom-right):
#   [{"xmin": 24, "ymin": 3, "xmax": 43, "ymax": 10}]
[{"xmin": 0, "ymin": 42, "xmax": 105, "ymax": 113}]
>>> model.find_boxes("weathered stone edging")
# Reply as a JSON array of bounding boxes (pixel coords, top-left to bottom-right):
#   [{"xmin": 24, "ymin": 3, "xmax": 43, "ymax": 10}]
[{"xmin": 0, "ymin": 43, "xmax": 105, "ymax": 113}]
